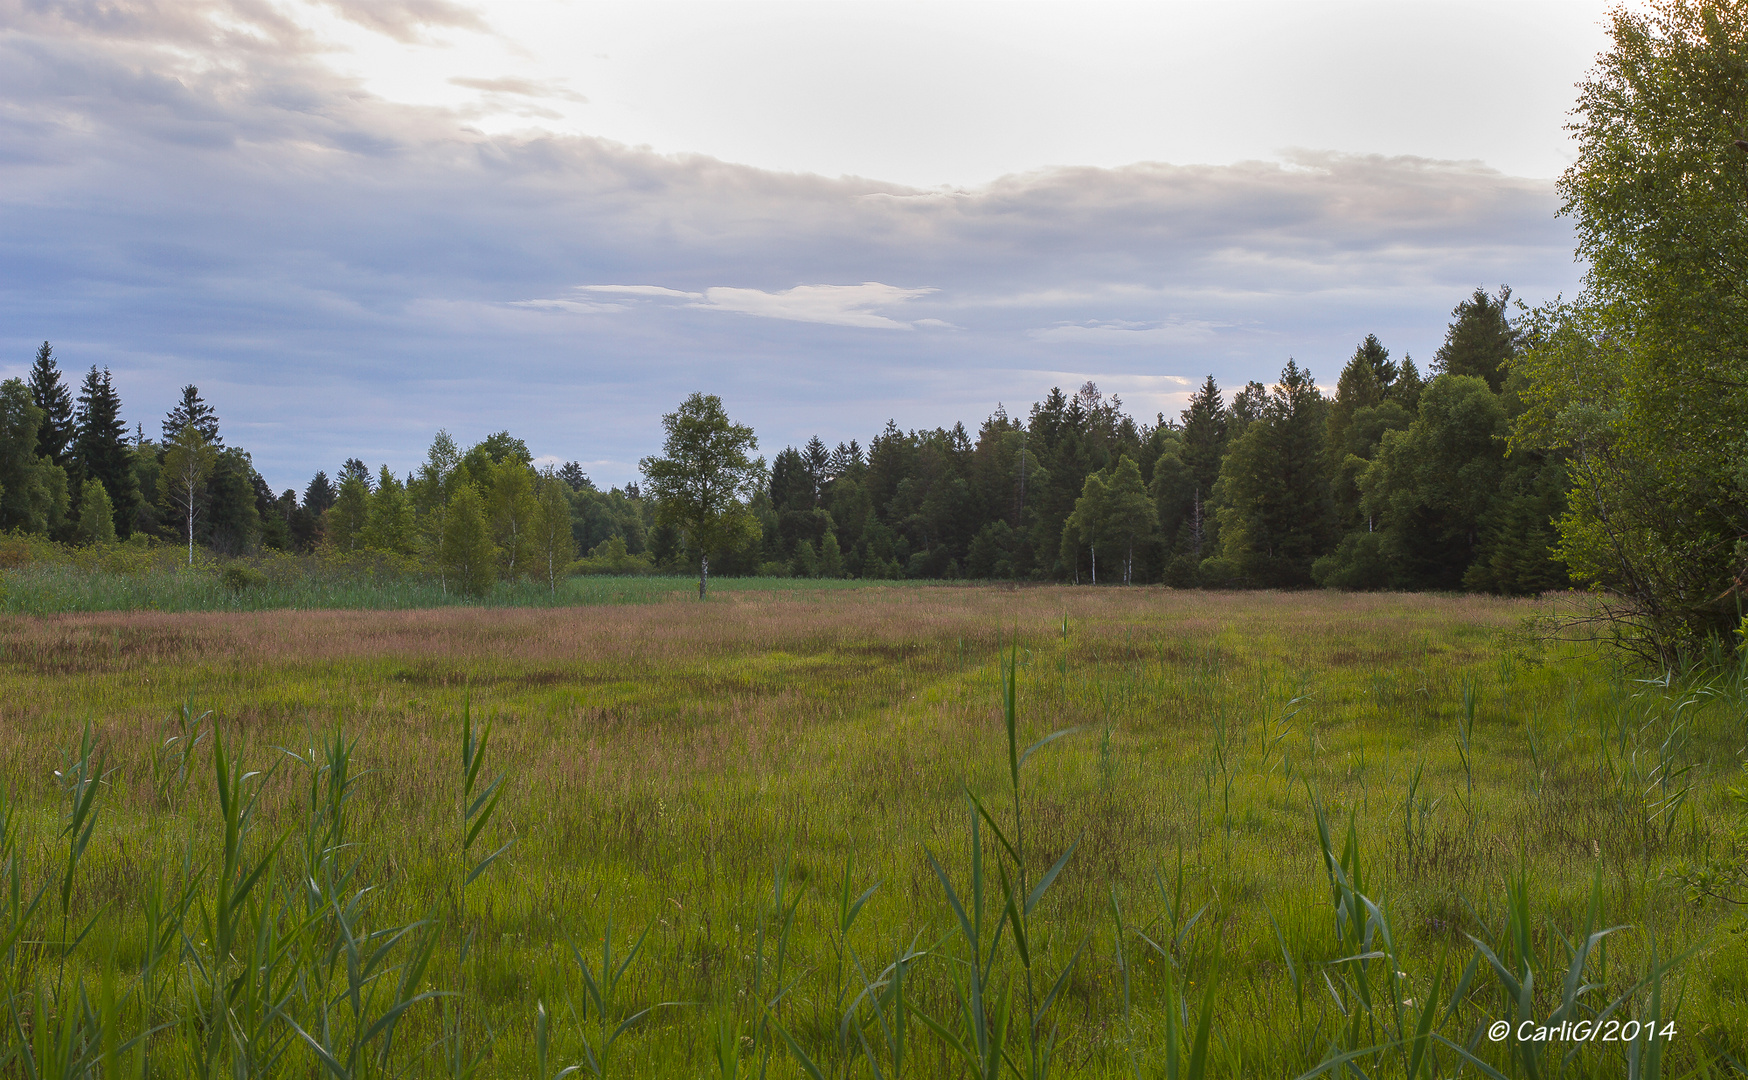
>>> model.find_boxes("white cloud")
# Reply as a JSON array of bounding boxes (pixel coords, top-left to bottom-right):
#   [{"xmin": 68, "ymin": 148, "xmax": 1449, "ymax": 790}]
[
  {"xmin": 508, "ymin": 299, "xmax": 623, "ymax": 314},
  {"xmin": 576, "ymin": 285, "xmax": 703, "ymax": 300},
  {"xmin": 560, "ymin": 282, "xmax": 937, "ymax": 329},
  {"xmin": 698, "ymin": 283, "xmax": 933, "ymax": 329},
  {"xmin": 1027, "ymin": 319, "xmax": 1226, "ymax": 346}
]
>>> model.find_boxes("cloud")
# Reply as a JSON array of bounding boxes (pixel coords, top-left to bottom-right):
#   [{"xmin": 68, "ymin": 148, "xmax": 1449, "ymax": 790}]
[
  {"xmin": 698, "ymin": 284, "xmax": 933, "ymax": 329},
  {"xmin": 1027, "ymin": 319, "xmax": 1227, "ymax": 346},
  {"xmin": 576, "ymin": 285, "xmax": 703, "ymax": 300},
  {"xmin": 449, "ymin": 76, "xmax": 588, "ymax": 103},
  {"xmin": 0, "ymin": 3, "xmax": 1582, "ymax": 486},
  {"xmin": 314, "ymin": 0, "xmax": 490, "ymax": 43},
  {"xmin": 561, "ymin": 282, "xmax": 936, "ymax": 328}
]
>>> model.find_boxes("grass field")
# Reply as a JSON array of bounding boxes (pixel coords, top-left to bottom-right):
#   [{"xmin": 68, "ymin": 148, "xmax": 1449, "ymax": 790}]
[
  {"xmin": 2, "ymin": 585, "xmax": 1745, "ymax": 1077},
  {"xmin": 0, "ymin": 556, "xmax": 906, "ymax": 614}
]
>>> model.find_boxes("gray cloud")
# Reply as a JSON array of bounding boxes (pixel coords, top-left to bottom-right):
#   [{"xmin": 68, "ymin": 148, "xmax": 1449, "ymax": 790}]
[{"xmin": 0, "ymin": 3, "xmax": 1582, "ymax": 488}]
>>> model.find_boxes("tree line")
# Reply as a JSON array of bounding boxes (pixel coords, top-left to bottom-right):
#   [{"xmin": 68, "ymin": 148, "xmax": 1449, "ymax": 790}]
[
  {"xmin": 634, "ymin": 286, "xmax": 1568, "ymax": 597},
  {"xmin": 5, "ymin": 284, "xmax": 1566, "ymax": 600}
]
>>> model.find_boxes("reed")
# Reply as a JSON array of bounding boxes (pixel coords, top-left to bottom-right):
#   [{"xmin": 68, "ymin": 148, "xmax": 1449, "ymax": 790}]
[{"xmin": 0, "ymin": 585, "xmax": 1742, "ymax": 1075}]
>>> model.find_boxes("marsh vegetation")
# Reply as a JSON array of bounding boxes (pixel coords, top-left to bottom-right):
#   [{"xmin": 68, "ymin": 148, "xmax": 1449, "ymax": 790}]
[{"xmin": 2, "ymin": 586, "xmax": 1744, "ymax": 1076}]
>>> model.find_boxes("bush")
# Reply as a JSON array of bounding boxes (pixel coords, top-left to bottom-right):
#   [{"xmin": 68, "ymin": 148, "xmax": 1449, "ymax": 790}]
[
  {"xmin": 219, "ymin": 563, "xmax": 267, "ymax": 590},
  {"xmin": 570, "ymin": 534, "xmax": 657, "ymax": 576}
]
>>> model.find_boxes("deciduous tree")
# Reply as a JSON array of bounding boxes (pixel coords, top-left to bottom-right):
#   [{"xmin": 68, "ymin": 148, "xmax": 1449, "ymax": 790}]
[
  {"xmin": 639, "ymin": 393, "xmax": 763, "ymax": 599},
  {"xmin": 159, "ymin": 423, "xmax": 217, "ymax": 565}
]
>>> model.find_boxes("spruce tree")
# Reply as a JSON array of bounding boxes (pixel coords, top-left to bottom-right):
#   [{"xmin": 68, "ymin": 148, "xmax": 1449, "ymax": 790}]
[
  {"xmin": 1178, "ymin": 376, "xmax": 1227, "ymax": 498},
  {"xmin": 303, "ymin": 471, "xmax": 337, "ymax": 515},
  {"xmin": 1213, "ymin": 361, "xmax": 1333, "ymax": 585},
  {"xmin": 162, "ymin": 385, "xmax": 222, "ymax": 445},
  {"xmin": 1433, "ymin": 287, "xmax": 1516, "ymax": 392},
  {"xmin": 27, "ymin": 342, "xmax": 74, "ymax": 467},
  {"xmin": 558, "ymin": 461, "xmax": 592, "ymax": 491},
  {"xmin": 72, "ymin": 366, "xmax": 138, "ymax": 538}
]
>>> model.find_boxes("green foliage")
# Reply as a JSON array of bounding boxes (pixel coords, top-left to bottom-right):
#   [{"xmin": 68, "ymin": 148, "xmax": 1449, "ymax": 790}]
[
  {"xmin": 486, "ymin": 457, "xmax": 539, "ymax": 579},
  {"xmin": 1214, "ymin": 361, "xmax": 1332, "ymax": 586},
  {"xmin": 26, "ymin": 342, "xmax": 74, "ymax": 469},
  {"xmin": 0, "ymin": 378, "xmax": 70, "ymax": 535},
  {"xmin": 1509, "ymin": 0, "xmax": 1748, "ymax": 657},
  {"xmin": 159, "ymin": 423, "xmax": 218, "ymax": 565},
  {"xmin": 71, "ymin": 365, "xmax": 137, "ymax": 539},
  {"xmin": 441, "ymin": 483, "xmax": 498, "ymax": 596},
  {"xmin": 531, "ymin": 468, "xmax": 578, "ymax": 592},
  {"xmin": 362, "ymin": 466, "xmax": 419, "ymax": 559},
  {"xmin": 639, "ymin": 393, "xmax": 764, "ymax": 598},
  {"xmin": 1335, "ymin": 375, "xmax": 1507, "ymax": 591},
  {"xmin": 570, "ymin": 535, "xmax": 655, "ymax": 577},
  {"xmin": 74, "ymin": 478, "xmax": 115, "ymax": 545},
  {"xmin": 326, "ymin": 470, "xmax": 370, "ymax": 554},
  {"xmin": 1432, "ymin": 287, "xmax": 1516, "ymax": 392}
]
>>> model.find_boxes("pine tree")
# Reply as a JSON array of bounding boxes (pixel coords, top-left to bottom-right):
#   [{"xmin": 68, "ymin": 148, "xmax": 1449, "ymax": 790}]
[
  {"xmin": 27, "ymin": 342, "xmax": 74, "ymax": 467},
  {"xmin": 72, "ymin": 366, "xmax": 138, "ymax": 539},
  {"xmin": 804, "ymin": 435, "xmax": 830, "ymax": 498},
  {"xmin": 162, "ymin": 384, "xmax": 222, "ymax": 445}
]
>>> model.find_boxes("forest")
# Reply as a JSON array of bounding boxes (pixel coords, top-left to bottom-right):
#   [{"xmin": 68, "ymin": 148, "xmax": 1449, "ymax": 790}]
[{"xmin": 8, "ymin": 286, "xmax": 1557, "ymax": 596}]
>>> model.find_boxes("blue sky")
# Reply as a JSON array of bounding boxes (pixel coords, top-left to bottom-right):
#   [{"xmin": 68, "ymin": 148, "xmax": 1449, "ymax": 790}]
[{"xmin": 0, "ymin": 1, "xmax": 1609, "ymax": 491}]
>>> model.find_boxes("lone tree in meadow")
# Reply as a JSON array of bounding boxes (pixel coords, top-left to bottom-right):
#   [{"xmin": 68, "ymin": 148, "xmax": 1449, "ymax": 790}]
[
  {"xmin": 160, "ymin": 423, "xmax": 217, "ymax": 565},
  {"xmin": 640, "ymin": 393, "xmax": 762, "ymax": 599}
]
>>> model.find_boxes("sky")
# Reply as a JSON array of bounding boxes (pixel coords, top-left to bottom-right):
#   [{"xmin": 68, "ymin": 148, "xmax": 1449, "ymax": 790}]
[{"xmin": 0, "ymin": 0, "xmax": 1615, "ymax": 491}]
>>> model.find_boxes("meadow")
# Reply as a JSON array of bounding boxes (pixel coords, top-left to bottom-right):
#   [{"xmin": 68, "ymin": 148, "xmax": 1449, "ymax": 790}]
[{"xmin": 2, "ymin": 584, "xmax": 1745, "ymax": 1078}]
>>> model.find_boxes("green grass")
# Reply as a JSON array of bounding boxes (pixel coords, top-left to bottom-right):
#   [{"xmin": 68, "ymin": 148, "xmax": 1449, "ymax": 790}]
[
  {"xmin": 1, "ymin": 586, "xmax": 1745, "ymax": 1077},
  {"xmin": 0, "ymin": 561, "xmax": 929, "ymax": 614}
]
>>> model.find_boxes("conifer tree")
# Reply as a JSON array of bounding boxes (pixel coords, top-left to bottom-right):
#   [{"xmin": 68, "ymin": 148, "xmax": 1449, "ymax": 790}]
[
  {"xmin": 325, "ymin": 471, "xmax": 369, "ymax": 552},
  {"xmin": 1214, "ymin": 361, "xmax": 1333, "ymax": 585},
  {"xmin": 1433, "ymin": 287, "xmax": 1516, "ymax": 392},
  {"xmin": 558, "ymin": 460, "xmax": 591, "ymax": 491},
  {"xmin": 72, "ymin": 366, "xmax": 137, "ymax": 538},
  {"xmin": 304, "ymin": 471, "xmax": 337, "ymax": 515},
  {"xmin": 162, "ymin": 384, "xmax": 222, "ymax": 445},
  {"xmin": 27, "ymin": 342, "xmax": 74, "ymax": 468}
]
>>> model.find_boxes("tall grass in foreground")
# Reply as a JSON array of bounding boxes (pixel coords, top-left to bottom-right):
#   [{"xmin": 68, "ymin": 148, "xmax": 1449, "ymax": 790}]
[{"xmin": 2, "ymin": 633, "xmax": 1743, "ymax": 1078}]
